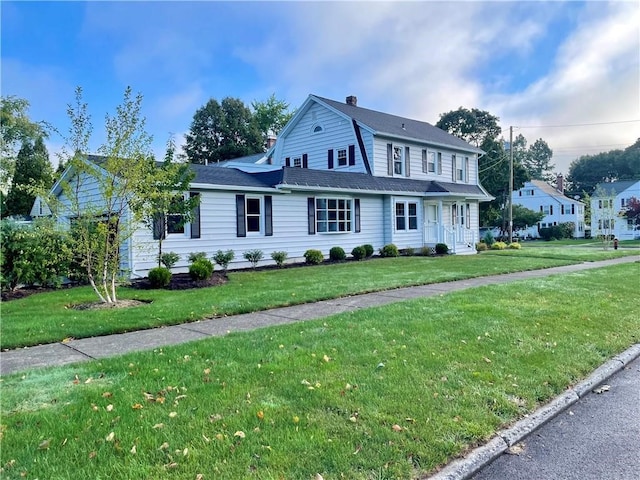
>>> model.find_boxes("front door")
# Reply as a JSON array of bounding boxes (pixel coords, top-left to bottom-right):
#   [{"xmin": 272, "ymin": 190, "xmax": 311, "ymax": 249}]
[{"xmin": 424, "ymin": 202, "xmax": 439, "ymax": 243}]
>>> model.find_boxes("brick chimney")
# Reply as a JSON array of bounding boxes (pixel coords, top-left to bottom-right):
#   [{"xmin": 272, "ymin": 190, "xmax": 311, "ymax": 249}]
[
  {"xmin": 556, "ymin": 174, "xmax": 564, "ymax": 194},
  {"xmin": 346, "ymin": 95, "xmax": 357, "ymax": 106}
]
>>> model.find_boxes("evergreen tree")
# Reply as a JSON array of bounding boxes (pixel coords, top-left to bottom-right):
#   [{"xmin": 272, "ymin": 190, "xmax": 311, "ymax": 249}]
[
  {"xmin": 4, "ymin": 137, "xmax": 53, "ymax": 217},
  {"xmin": 525, "ymin": 138, "xmax": 554, "ymax": 181}
]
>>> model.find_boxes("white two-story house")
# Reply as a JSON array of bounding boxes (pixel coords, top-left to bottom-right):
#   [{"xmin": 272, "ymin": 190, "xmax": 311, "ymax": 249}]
[
  {"xmin": 42, "ymin": 94, "xmax": 493, "ymax": 277},
  {"xmin": 591, "ymin": 180, "xmax": 640, "ymax": 240},
  {"xmin": 512, "ymin": 177, "xmax": 585, "ymax": 238}
]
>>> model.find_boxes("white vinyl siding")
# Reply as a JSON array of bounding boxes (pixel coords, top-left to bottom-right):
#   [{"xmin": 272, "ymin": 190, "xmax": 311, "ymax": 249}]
[{"xmin": 130, "ymin": 190, "xmax": 386, "ymax": 276}]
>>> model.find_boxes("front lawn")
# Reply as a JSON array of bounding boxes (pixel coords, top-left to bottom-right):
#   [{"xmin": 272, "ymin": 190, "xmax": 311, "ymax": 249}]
[
  {"xmin": 1, "ymin": 264, "xmax": 638, "ymax": 479},
  {"xmin": 2, "ymin": 249, "xmax": 638, "ymax": 350}
]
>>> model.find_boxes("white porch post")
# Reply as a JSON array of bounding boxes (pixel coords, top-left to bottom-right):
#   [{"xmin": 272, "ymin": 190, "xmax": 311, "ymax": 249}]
[{"xmin": 437, "ymin": 200, "xmax": 443, "ymax": 243}]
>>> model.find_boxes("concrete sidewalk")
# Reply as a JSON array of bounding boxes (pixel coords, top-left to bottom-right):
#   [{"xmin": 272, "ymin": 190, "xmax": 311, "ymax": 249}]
[{"xmin": 1, "ymin": 254, "xmax": 637, "ymax": 376}]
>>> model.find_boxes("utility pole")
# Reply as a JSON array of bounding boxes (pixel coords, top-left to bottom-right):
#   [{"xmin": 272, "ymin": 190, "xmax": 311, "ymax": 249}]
[{"xmin": 508, "ymin": 126, "xmax": 514, "ymax": 243}]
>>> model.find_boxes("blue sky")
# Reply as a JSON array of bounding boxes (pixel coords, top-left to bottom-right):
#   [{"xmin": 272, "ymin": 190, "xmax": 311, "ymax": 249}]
[{"xmin": 2, "ymin": 1, "xmax": 639, "ymax": 174}]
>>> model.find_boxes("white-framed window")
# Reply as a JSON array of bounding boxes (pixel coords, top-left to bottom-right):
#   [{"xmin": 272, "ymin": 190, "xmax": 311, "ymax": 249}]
[
  {"xmin": 542, "ymin": 205, "xmax": 552, "ymax": 215},
  {"xmin": 246, "ymin": 197, "xmax": 262, "ymax": 233},
  {"xmin": 422, "ymin": 150, "xmax": 437, "ymax": 173},
  {"xmin": 337, "ymin": 148, "xmax": 347, "ymax": 167},
  {"xmin": 393, "ymin": 146, "xmax": 404, "ymax": 175},
  {"xmin": 292, "ymin": 157, "xmax": 302, "ymax": 168},
  {"xmin": 455, "ymin": 156, "xmax": 467, "ymax": 182},
  {"xmin": 312, "ymin": 124, "xmax": 324, "ymax": 133},
  {"xmin": 395, "ymin": 201, "xmax": 418, "ymax": 231},
  {"xmin": 316, "ymin": 198, "xmax": 352, "ymax": 233}
]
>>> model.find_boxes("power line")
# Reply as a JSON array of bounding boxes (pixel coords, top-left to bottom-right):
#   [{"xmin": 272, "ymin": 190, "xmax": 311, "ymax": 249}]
[{"xmin": 514, "ymin": 119, "xmax": 640, "ymax": 129}]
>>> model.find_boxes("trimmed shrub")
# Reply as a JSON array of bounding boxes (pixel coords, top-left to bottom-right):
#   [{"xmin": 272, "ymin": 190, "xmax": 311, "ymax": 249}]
[
  {"xmin": 435, "ymin": 243, "xmax": 449, "ymax": 255},
  {"xmin": 403, "ymin": 247, "xmax": 415, "ymax": 256},
  {"xmin": 189, "ymin": 258, "xmax": 214, "ymax": 280},
  {"xmin": 304, "ymin": 249, "xmax": 324, "ymax": 265},
  {"xmin": 420, "ymin": 246, "xmax": 432, "ymax": 256},
  {"xmin": 1, "ymin": 218, "xmax": 73, "ymax": 291},
  {"xmin": 213, "ymin": 249, "xmax": 235, "ymax": 271},
  {"xmin": 491, "ymin": 241, "xmax": 507, "ymax": 250},
  {"xmin": 148, "ymin": 267, "xmax": 171, "ymax": 288},
  {"xmin": 188, "ymin": 251, "xmax": 208, "ymax": 263},
  {"xmin": 243, "ymin": 249, "xmax": 264, "ymax": 269},
  {"xmin": 362, "ymin": 244, "xmax": 374, "ymax": 257},
  {"xmin": 270, "ymin": 251, "xmax": 288, "ymax": 268},
  {"xmin": 379, "ymin": 243, "xmax": 399, "ymax": 258},
  {"xmin": 351, "ymin": 245, "xmax": 366, "ymax": 260},
  {"xmin": 160, "ymin": 252, "xmax": 180, "ymax": 269},
  {"xmin": 508, "ymin": 242, "xmax": 522, "ymax": 249},
  {"xmin": 476, "ymin": 242, "xmax": 488, "ymax": 251},
  {"xmin": 482, "ymin": 231, "xmax": 495, "ymax": 246},
  {"xmin": 329, "ymin": 246, "xmax": 346, "ymax": 261}
]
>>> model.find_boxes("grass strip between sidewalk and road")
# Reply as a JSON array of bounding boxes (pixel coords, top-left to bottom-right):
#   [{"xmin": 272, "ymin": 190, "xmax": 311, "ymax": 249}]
[
  {"xmin": 1, "ymin": 263, "xmax": 639, "ymax": 479},
  {"xmin": 2, "ymin": 247, "xmax": 636, "ymax": 350}
]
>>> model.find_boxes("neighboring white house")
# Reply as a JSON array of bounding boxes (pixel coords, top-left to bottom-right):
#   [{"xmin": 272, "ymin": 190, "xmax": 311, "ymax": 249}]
[
  {"xmin": 591, "ymin": 180, "xmax": 640, "ymax": 240},
  {"xmin": 38, "ymin": 94, "xmax": 494, "ymax": 278},
  {"xmin": 512, "ymin": 176, "xmax": 586, "ymax": 238}
]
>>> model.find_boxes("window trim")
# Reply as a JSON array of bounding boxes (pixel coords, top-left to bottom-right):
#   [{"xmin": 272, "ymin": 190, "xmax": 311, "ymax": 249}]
[
  {"xmin": 315, "ymin": 197, "xmax": 353, "ymax": 234},
  {"xmin": 394, "ymin": 200, "xmax": 418, "ymax": 231}
]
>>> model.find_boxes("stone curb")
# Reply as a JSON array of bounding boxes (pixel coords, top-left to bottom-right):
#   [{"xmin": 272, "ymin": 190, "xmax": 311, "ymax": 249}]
[{"xmin": 424, "ymin": 343, "xmax": 640, "ymax": 480}]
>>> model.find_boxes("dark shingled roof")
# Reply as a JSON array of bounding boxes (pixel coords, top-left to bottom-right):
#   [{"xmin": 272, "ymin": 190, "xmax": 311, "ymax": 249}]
[
  {"xmin": 314, "ymin": 95, "xmax": 483, "ymax": 154},
  {"xmin": 594, "ymin": 180, "xmax": 639, "ymax": 195},
  {"xmin": 190, "ymin": 164, "xmax": 282, "ymax": 188}
]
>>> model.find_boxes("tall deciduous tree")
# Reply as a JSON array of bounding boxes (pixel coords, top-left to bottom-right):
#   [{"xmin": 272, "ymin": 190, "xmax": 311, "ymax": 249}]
[
  {"xmin": 53, "ymin": 87, "xmax": 155, "ymax": 304},
  {"xmin": 183, "ymin": 97, "xmax": 262, "ymax": 165},
  {"xmin": 567, "ymin": 140, "xmax": 640, "ymax": 195},
  {"xmin": 435, "ymin": 107, "xmax": 502, "ymax": 147},
  {"xmin": 4, "ymin": 136, "xmax": 54, "ymax": 217},
  {"xmin": 251, "ymin": 93, "xmax": 294, "ymax": 146}
]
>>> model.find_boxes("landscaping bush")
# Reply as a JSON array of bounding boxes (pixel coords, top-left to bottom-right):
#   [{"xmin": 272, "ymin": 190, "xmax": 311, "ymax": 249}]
[
  {"xmin": 420, "ymin": 246, "xmax": 431, "ymax": 256},
  {"xmin": 243, "ymin": 249, "xmax": 264, "ymax": 269},
  {"xmin": 491, "ymin": 241, "xmax": 507, "ymax": 250},
  {"xmin": 189, "ymin": 258, "xmax": 214, "ymax": 280},
  {"xmin": 304, "ymin": 249, "xmax": 324, "ymax": 265},
  {"xmin": 270, "ymin": 251, "xmax": 288, "ymax": 268},
  {"xmin": 160, "ymin": 252, "xmax": 180, "ymax": 269},
  {"xmin": 379, "ymin": 243, "xmax": 399, "ymax": 257},
  {"xmin": 213, "ymin": 249, "xmax": 235, "ymax": 272},
  {"xmin": 329, "ymin": 246, "xmax": 346, "ymax": 261},
  {"xmin": 1, "ymin": 218, "xmax": 73, "ymax": 291},
  {"xmin": 363, "ymin": 244, "xmax": 374, "ymax": 258},
  {"xmin": 188, "ymin": 251, "xmax": 208, "ymax": 263},
  {"xmin": 351, "ymin": 245, "xmax": 366, "ymax": 260},
  {"xmin": 482, "ymin": 231, "xmax": 495, "ymax": 246},
  {"xmin": 403, "ymin": 246, "xmax": 415, "ymax": 256},
  {"xmin": 476, "ymin": 242, "xmax": 488, "ymax": 251},
  {"xmin": 148, "ymin": 267, "xmax": 171, "ymax": 288},
  {"xmin": 435, "ymin": 243, "xmax": 449, "ymax": 255},
  {"xmin": 508, "ymin": 242, "xmax": 522, "ymax": 249}
]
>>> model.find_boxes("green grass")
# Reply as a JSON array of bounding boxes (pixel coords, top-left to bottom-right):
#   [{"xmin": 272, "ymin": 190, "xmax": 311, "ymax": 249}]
[
  {"xmin": 2, "ymin": 248, "xmax": 638, "ymax": 350},
  {"xmin": 1, "ymin": 263, "xmax": 638, "ymax": 479}
]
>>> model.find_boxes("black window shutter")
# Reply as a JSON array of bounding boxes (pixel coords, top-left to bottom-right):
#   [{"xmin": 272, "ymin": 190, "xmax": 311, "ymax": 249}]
[
  {"xmin": 285, "ymin": 157, "xmax": 290, "ymax": 167},
  {"xmin": 328, "ymin": 149, "xmax": 334, "ymax": 169},
  {"xmin": 236, "ymin": 194, "xmax": 246, "ymax": 237},
  {"xmin": 405, "ymin": 146, "xmax": 410, "ymax": 177},
  {"xmin": 550, "ymin": 205, "xmax": 553, "ymax": 215},
  {"xmin": 153, "ymin": 214, "xmax": 166, "ymax": 240},
  {"xmin": 348, "ymin": 145, "xmax": 355, "ymax": 166},
  {"xmin": 387, "ymin": 143, "xmax": 393, "ymax": 175},
  {"xmin": 265, "ymin": 195, "xmax": 273, "ymax": 236},
  {"xmin": 307, "ymin": 197, "xmax": 316, "ymax": 235},
  {"xmin": 302, "ymin": 153, "xmax": 308, "ymax": 169},
  {"xmin": 190, "ymin": 192, "xmax": 201, "ymax": 238},
  {"xmin": 354, "ymin": 198, "xmax": 361, "ymax": 233}
]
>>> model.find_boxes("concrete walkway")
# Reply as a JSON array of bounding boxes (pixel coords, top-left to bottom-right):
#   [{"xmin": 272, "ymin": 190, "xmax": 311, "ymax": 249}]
[{"xmin": 1, "ymin": 255, "xmax": 638, "ymax": 376}]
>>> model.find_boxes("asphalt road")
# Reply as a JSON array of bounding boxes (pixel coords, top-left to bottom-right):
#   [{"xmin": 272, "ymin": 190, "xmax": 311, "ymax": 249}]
[{"xmin": 472, "ymin": 356, "xmax": 640, "ymax": 480}]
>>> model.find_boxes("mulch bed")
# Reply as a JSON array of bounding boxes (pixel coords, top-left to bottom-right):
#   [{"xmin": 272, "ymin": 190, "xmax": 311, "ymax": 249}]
[{"xmin": 129, "ymin": 272, "xmax": 228, "ymax": 290}]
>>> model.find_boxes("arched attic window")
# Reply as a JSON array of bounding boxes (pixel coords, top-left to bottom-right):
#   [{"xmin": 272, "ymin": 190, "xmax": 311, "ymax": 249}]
[{"xmin": 311, "ymin": 123, "xmax": 324, "ymax": 134}]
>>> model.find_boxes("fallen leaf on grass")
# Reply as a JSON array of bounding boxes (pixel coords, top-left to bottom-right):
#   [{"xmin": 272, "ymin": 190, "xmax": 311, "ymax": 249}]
[
  {"xmin": 105, "ymin": 432, "xmax": 115, "ymax": 442},
  {"xmin": 38, "ymin": 439, "xmax": 51, "ymax": 450},
  {"xmin": 392, "ymin": 424, "xmax": 403, "ymax": 432},
  {"xmin": 234, "ymin": 431, "xmax": 246, "ymax": 439},
  {"xmin": 152, "ymin": 423, "xmax": 164, "ymax": 429}
]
